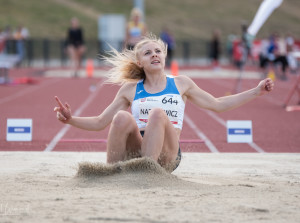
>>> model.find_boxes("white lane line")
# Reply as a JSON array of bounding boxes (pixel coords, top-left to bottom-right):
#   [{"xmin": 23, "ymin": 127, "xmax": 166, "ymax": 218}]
[
  {"xmin": 203, "ymin": 109, "xmax": 266, "ymax": 153},
  {"xmin": 44, "ymin": 80, "xmax": 105, "ymax": 152},
  {"xmin": 184, "ymin": 114, "xmax": 219, "ymax": 153},
  {"xmin": 0, "ymin": 78, "xmax": 61, "ymax": 105},
  {"xmin": 44, "ymin": 125, "xmax": 71, "ymax": 152},
  {"xmin": 248, "ymin": 142, "xmax": 265, "ymax": 153}
]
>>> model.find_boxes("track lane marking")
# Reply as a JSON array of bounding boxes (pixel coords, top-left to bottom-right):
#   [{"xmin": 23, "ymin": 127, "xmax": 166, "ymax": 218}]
[
  {"xmin": 60, "ymin": 138, "xmax": 204, "ymax": 143},
  {"xmin": 0, "ymin": 78, "xmax": 61, "ymax": 105},
  {"xmin": 203, "ymin": 109, "xmax": 265, "ymax": 153},
  {"xmin": 44, "ymin": 79, "xmax": 105, "ymax": 152},
  {"xmin": 186, "ymin": 78, "xmax": 267, "ymax": 153},
  {"xmin": 184, "ymin": 114, "xmax": 219, "ymax": 153}
]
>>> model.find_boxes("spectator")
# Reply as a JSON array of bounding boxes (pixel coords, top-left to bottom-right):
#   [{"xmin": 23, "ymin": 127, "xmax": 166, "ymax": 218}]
[
  {"xmin": 160, "ymin": 27, "xmax": 175, "ymax": 68},
  {"xmin": 0, "ymin": 28, "xmax": 5, "ymax": 53},
  {"xmin": 285, "ymin": 33, "xmax": 297, "ymax": 73},
  {"xmin": 66, "ymin": 17, "xmax": 86, "ymax": 77},
  {"xmin": 20, "ymin": 25, "xmax": 30, "ymax": 39},
  {"xmin": 258, "ymin": 37, "xmax": 270, "ymax": 78},
  {"xmin": 13, "ymin": 25, "xmax": 30, "ymax": 66},
  {"xmin": 209, "ymin": 29, "xmax": 221, "ymax": 70},
  {"xmin": 267, "ymin": 33, "xmax": 289, "ymax": 80},
  {"xmin": 232, "ymin": 39, "xmax": 246, "ymax": 71},
  {"xmin": 226, "ymin": 33, "xmax": 237, "ymax": 64},
  {"xmin": 241, "ymin": 23, "xmax": 252, "ymax": 61},
  {"xmin": 124, "ymin": 7, "xmax": 147, "ymax": 50},
  {"xmin": 274, "ymin": 34, "xmax": 289, "ymax": 80},
  {"xmin": 2, "ymin": 25, "xmax": 12, "ymax": 54}
]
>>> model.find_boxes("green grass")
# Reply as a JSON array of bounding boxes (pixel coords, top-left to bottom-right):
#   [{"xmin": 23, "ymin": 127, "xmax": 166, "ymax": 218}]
[{"xmin": 0, "ymin": 0, "xmax": 299, "ymax": 41}]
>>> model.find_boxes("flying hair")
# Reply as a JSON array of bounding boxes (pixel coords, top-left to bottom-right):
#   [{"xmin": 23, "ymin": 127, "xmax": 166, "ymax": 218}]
[{"xmin": 102, "ymin": 33, "xmax": 167, "ymax": 85}]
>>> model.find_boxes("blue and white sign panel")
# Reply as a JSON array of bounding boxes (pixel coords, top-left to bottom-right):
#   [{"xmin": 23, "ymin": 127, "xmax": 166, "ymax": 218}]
[
  {"xmin": 7, "ymin": 119, "xmax": 32, "ymax": 141},
  {"xmin": 227, "ymin": 120, "xmax": 252, "ymax": 143}
]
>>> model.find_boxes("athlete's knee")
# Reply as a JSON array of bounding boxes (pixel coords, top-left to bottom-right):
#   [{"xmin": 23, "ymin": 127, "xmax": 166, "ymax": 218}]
[
  {"xmin": 148, "ymin": 108, "xmax": 167, "ymax": 123},
  {"xmin": 111, "ymin": 111, "xmax": 133, "ymax": 129}
]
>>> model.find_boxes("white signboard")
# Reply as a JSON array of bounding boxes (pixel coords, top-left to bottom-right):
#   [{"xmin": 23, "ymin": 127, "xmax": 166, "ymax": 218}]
[
  {"xmin": 7, "ymin": 119, "xmax": 32, "ymax": 141},
  {"xmin": 98, "ymin": 14, "xmax": 126, "ymax": 51},
  {"xmin": 227, "ymin": 120, "xmax": 253, "ymax": 143}
]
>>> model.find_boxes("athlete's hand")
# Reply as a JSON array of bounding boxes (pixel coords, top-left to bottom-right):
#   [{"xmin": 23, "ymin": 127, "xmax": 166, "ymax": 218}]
[
  {"xmin": 257, "ymin": 78, "xmax": 274, "ymax": 96},
  {"xmin": 54, "ymin": 96, "xmax": 72, "ymax": 123}
]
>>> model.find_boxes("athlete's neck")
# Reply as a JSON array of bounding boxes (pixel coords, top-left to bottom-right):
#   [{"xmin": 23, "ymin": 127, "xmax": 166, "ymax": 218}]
[{"xmin": 144, "ymin": 73, "xmax": 166, "ymax": 93}]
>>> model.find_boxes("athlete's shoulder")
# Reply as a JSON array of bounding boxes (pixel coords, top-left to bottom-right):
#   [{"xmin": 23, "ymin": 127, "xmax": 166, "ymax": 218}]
[
  {"xmin": 174, "ymin": 75, "xmax": 193, "ymax": 85},
  {"xmin": 118, "ymin": 81, "xmax": 139, "ymax": 102},
  {"xmin": 120, "ymin": 81, "xmax": 138, "ymax": 92},
  {"xmin": 174, "ymin": 75, "xmax": 196, "ymax": 95}
]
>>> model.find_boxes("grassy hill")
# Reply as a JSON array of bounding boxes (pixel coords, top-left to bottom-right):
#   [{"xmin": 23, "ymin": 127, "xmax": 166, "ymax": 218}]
[{"xmin": 0, "ymin": 0, "xmax": 299, "ymax": 41}]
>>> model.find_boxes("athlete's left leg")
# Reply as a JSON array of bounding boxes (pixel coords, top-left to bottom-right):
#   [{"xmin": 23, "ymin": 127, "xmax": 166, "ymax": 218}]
[{"xmin": 141, "ymin": 108, "xmax": 179, "ymax": 167}]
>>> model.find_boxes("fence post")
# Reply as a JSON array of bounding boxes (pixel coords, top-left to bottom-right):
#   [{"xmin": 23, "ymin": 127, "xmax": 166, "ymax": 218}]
[
  {"xmin": 60, "ymin": 40, "xmax": 67, "ymax": 67},
  {"xmin": 98, "ymin": 40, "xmax": 103, "ymax": 55},
  {"xmin": 182, "ymin": 41, "xmax": 190, "ymax": 65},
  {"xmin": 43, "ymin": 39, "xmax": 49, "ymax": 67},
  {"xmin": 26, "ymin": 39, "xmax": 33, "ymax": 67}
]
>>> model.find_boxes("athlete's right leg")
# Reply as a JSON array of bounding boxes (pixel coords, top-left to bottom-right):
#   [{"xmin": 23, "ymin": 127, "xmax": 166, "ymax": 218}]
[
  {"xmin": 106, "ymin": 111, "xmax": 143, "ymax": 163},
  {"xmin": 74, "ymin": 45, "xmax": 86, "ymax": 70}
]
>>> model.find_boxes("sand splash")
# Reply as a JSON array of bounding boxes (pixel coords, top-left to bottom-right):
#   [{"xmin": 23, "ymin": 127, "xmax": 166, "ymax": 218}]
[
  {"xmin": 73, "ymin": 157, "xmax": 188, "ymax": 189},
  {"xmin": 77, "ymin": 157, "xmax": 170, "ymax": 177}
]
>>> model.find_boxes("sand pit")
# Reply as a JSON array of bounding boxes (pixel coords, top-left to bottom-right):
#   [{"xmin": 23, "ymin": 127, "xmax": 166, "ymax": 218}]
[{"xmin": 0, "ymin": 152, "xmax": 300, "ymax": 223}]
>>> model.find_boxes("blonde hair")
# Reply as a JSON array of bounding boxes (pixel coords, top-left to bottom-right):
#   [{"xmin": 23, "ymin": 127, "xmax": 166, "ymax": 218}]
[
  {"xmin": 130, "ymin": 7, "xmax": 142, "ymax": 20},
  {"xmin": 103, "ymin": 34, "xmax": 167, "ymax": 85}
]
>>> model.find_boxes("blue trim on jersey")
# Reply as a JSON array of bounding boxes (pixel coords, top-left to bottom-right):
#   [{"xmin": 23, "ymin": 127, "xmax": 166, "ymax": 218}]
[{"xmin": 134, "ymin": 76, "xmax": 180, "ymax": 100}]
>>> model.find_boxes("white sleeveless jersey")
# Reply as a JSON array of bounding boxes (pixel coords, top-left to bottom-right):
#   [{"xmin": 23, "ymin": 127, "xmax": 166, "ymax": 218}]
[{"xmin": 131, "ymin": 75, "xmax": 185, "ymax": 129}]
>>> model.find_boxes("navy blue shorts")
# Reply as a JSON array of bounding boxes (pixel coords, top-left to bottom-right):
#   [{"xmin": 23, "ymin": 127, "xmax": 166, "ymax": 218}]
[{"xmin": 140, "ymin": 131, "xmax": 181, "ymax": 171}]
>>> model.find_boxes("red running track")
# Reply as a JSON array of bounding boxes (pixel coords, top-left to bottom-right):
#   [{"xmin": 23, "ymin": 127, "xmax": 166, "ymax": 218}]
[{"xmin": 0, "ymin": 67, "xmax": 299, "ymax": 153}]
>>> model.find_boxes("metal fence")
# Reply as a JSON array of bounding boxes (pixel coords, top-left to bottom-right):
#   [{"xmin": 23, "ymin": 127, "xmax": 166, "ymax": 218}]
[{"xmin": 3, "ymin": 38, "xmax": 217, "ymax": 67}]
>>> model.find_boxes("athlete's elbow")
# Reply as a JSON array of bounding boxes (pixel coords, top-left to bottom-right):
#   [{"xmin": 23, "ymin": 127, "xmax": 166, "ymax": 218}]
[
  {"xmin": 210, "ymin": 101, "xmax": 229, "ymax": 113},
  {"xmin": 215, "ymin": 108, "xmax": 229, "ymax": 113},
  {"xmin": 210, "ymin": 107, "xmax": 225, "ymax": 113},
  {"xmin": 93, "ymin": 116, "xmax": 106, "ymax": 131},
  {"xmin": 207, "ymin": 100, "xmax": 223, "ymax": 113}
]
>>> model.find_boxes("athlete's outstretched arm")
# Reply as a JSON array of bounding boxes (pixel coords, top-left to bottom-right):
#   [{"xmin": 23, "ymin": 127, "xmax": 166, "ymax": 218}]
[
  {"xmin": 54, "ymin": 83, "xmax": 134, "ymax": 131},
  {"xmin": 179, "ymin": 76, "xmax": 274, "ymax": 113}
]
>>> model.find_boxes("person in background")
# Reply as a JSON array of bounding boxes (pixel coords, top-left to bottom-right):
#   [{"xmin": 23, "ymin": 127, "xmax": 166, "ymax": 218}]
[
  {"xmin": 241, "ymin": 23, "xmax": 252, "ymax": 62},
  {"xmin": 13, "ymin": 25, "xmax": 30, "ymax": 66},
  {"xmin": 66, "ymin": 17, "xmax": 86, "ymax": 77},
  {"xmin": 226, "ymin": 33, "xmax": 237, "ymax": 64},
  {"xmin": 124, "ymin": 8, "xmax": 147, "ymax": 50},
  {"xmin": 0, "ymin": 28, "xmax": 5, "ymax": 53},
  {"xmin": 2, "ymin": 26, "xmax": 12, "ymax": 53},
  {"xmin": 267, "ymin": 33, "xmax": 289, "ymax": 80},
  {"xmin": 274, "ymin": 34, "xmax": 289, "ymax": 80},
  {"xmin": 160, "ymin": 26, "xmax": 175, "ymax": 68},
  {"xmin": 209, "ymin": 29, "xmax": 221, "ymax": 70},
  {"xmin": 258, "ymin": 37, "xmax": 271, "ymax": 79},
  {"xmin": 285, "ymin": 33, "xmax": 297, "ymax": 74}
]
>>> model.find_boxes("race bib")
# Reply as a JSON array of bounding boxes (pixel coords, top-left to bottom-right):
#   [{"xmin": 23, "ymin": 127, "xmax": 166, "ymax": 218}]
[{"xmin": 138, "ymin": 95, "xmax": 180, "ymax": 124}]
